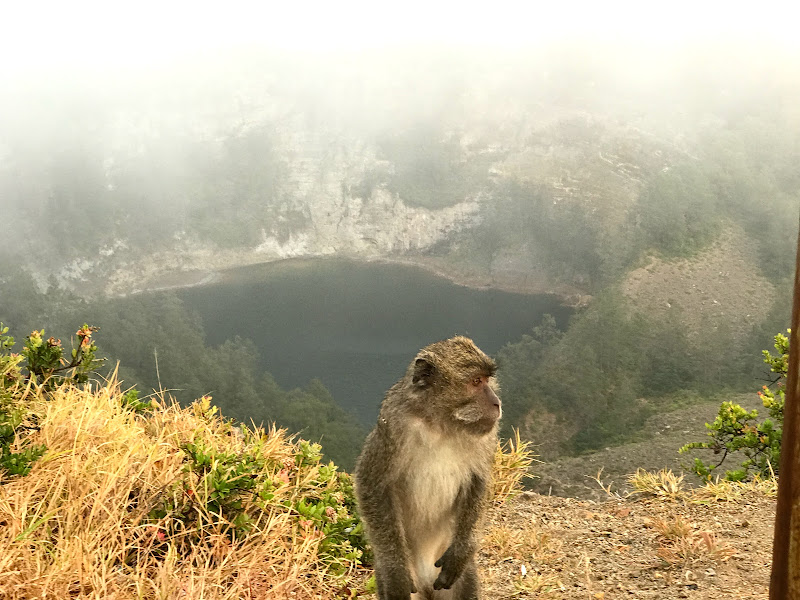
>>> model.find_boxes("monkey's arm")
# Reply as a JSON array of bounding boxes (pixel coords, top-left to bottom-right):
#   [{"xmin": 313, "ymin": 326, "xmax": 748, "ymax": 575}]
[
  {"xmin": 356, "ymin": 435, "xmax": 416, "ymax": 599},
  {"xmin": 433, "ymin": 471, "xmax": 486, "ymax": 591}
]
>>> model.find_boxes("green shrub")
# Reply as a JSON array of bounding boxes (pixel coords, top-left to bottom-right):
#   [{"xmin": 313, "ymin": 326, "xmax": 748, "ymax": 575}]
[
  {"xmin": 680, "ymin": 331, "xmax": 787, "ymax": 481},
  {"xmin": 21, "ymin": 324, "xmax": 105, "ymax": 389},
  {"xmin": 140, "ymin": 398, "xmax": 368, "ymax": 573},
  {"xmin": 0, "ymin": 322, "xmax": 106, "ymax": 479},
  {"xmin": 0, "ymin": 324, "xmax": 44, "ymax": 478},
  {"xmin": 119, "ymin": 388, "xmax": 154, "ymax": 413}
]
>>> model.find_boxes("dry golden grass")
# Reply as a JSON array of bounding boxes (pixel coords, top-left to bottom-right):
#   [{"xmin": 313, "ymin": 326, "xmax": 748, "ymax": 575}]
[
  {"xmin": 620, "ymin": 468, "xmax": 777, "ymax": 504},
  {"xmin": 689, "ymin": 475, "xmax": 778, "ymax": 503},
  {"xmin": 0, "ymin": 380, "xmax": 357, "ymax": 600},
  {"xmin": 645, "ymin": 515, "xmax": 737, "ymax": 566},
  {"xmin": 492, "ymin": 429, "xmax": 536, "ymax": 504},
  {"xmin": 649, "ymin": 515, "xmax": 694, "ymax": 541},
  {"xmin": 627, "ymin": 468, "xmax": 685, "ymax": 499},
  {"xmin": 483, "ymin": 524, "xmax": 555, "ymax": 564},
  {"xmin": 511, "ymin": 571, "xmax": 565, "ymax": 597},
  {"xmin": 481, "ymin": 522, "xmax": 564, "ymax": 599}
]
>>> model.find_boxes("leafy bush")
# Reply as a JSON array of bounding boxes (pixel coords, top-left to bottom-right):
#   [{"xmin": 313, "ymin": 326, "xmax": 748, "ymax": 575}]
[
  {"xmin": 0, "ymin": 322, "xmax": 106, "ymax": 479},
  {"xmin": 132, "ymin": 394, "xmax": 368, "ymax": 574},
  {"xmin": 680, "ymin": 331, "xmax": 787, "ymax": 481},
  {"xmin": 0, "ymin": 324, "xmax": 44, "ymax": 478},
  {"xmin": 0, "ymin": 380, "xmax": 45, "ymax": 477},
  {"xmin": 20, "ymin": 324, "xmax": 105, "ymax": 389}
]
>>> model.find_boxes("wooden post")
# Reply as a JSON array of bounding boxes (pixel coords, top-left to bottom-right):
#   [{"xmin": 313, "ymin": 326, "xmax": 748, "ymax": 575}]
[{"xmin": 770, "ymin": 216, "xmax": 800, "ymax": 598}]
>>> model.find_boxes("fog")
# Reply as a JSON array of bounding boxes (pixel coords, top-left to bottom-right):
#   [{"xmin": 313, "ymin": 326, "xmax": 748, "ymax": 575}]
[
  {"xmin": 5, "ymin": 1, "xmax": 797, "ymax": 69},
  {"xmin": 1, "ymin": 1, "xmax": 799, "ymax": 266}
]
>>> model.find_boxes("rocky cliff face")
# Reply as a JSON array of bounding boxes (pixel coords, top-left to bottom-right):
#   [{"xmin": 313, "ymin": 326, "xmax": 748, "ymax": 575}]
[
  {"xmin": 97, "ymin": 120, "xmax": 485, "ymax": 296},
  {"xmin": 101, "ymin": 195, "xmax": 483, "ymax": 296},
  {"xmin": 5, "ymin": 55, "xmax": 682, "ymax": 299},
  {"xmin": 254, "ymin": 123, "xmax": 482, "ymax": 257}
]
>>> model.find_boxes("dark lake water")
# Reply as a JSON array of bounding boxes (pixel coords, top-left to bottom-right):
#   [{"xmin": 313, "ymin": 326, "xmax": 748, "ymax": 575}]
[{"xmin": 177, "ymin": 259, "xmax": 572, "ymax": 424}]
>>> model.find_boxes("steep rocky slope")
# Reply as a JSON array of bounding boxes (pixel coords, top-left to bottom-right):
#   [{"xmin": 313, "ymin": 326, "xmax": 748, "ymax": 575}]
[{"xmin": 622, "ymin": 227, "xmax": 777, "ymax": 342}]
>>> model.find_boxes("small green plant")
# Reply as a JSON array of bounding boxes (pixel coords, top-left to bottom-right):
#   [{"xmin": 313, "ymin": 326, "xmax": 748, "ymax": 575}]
[
  {"xmin": 680, "ymin": 331, "xmax": 787, "ymax": 481},
  {"xmin": 181, "ymin": 437, "xmax": 263, "ymax": 521},
  {"xmin": 0, "ymin": 324, "xmax": 45, "ymax": 478},
  {"xmin": 140, "ymin": 429, "xmax": 271, "ymax": 552},
  {"xmin": 119, "ymin": 388, "xmax": 153, "ymax": 414},
  {"xmin": 22, "ymin": 324, "xmax": 105, "ymax": 389},
  {"xmin": 292, "ymin": 459, "xmax": 367, "ymax": 573},
  {"xmin": 0, "ymin": 323, "xmax": 22, "ymax": 386}
]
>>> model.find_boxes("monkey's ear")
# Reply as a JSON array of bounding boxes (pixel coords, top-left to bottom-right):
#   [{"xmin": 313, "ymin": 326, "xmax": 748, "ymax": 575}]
[{"xmin": 412, "ymin": 356, "xmax": 436, "ymax": 386}]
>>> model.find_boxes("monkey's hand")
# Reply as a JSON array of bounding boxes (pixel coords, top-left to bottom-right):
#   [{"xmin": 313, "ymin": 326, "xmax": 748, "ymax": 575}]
[{"xmin": 433, "ymin": 542, "xmax": 470, "ymax": 590}]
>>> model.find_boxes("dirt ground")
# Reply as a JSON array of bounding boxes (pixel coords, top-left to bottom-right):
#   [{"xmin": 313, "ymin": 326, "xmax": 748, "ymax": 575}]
[
  {"xmin": 479, "ymin": 487, "xmax": 775, "ymax": 600},
  {"xmin": 484, "ymin": 393, "xmax": 776, "ymax": 599}
]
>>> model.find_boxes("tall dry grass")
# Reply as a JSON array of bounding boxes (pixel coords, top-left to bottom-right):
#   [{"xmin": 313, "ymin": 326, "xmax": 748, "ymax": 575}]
[
  {"xmin": 0, "ymin": 381, "xmax": 355, "ymax": 599},
  {"xmin": 492, "ymin": 429, "xmax": 536, "ymax": 503},
  {"xmin": 0, "ymin": 375, "xmax": 537, "ymax": 600}
]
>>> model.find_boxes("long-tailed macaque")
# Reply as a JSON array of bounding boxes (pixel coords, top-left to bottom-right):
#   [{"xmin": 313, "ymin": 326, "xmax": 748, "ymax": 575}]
[{"xmin": 355, "ymin": 336, "xmax": 501, "ymax": 600}]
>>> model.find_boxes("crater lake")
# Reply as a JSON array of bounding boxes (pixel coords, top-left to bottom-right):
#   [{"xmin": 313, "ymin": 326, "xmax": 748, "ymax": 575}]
[{"xmin": 177, "ymin": 258, "xmax": 573, "ymax": 424}]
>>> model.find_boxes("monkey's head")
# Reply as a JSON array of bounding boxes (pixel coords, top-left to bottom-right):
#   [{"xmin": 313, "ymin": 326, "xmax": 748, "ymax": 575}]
[{"xmin": 409, "ymin": 336, "xmax": 501, "ymax": 435}]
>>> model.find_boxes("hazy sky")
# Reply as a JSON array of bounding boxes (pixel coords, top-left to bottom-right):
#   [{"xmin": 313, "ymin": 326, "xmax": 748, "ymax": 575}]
[{"xmin": 3, "ymin": 0, "xmax": 798, "ymax": 73}]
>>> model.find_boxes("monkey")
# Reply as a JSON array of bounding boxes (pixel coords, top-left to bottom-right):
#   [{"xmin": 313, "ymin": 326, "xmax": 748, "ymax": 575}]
[{"xmin": 354, "ymin": 336, "xmax": 501, "ymax": 600}]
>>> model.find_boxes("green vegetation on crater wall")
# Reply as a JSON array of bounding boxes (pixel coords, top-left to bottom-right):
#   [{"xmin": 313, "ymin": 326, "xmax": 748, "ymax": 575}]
[
  {"xmin": 377, "ymin": 124, "xmax": 497, "ymax": 209},
  {"xmin": 496, "ymin": 286, "xmax": 776, "ymax": 457}
]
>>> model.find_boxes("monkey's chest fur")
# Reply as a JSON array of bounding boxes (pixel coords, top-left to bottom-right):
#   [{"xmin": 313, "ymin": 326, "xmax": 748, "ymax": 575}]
[{"xmin": 398, "ymin": 420, "xmax": 492, "ymax": 590}]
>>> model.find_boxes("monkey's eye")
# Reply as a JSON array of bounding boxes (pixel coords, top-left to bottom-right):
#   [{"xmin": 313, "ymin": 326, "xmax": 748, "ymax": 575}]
[{"xmin": 471, "ymin": 376, "xmax": 483, "ymax": 387}]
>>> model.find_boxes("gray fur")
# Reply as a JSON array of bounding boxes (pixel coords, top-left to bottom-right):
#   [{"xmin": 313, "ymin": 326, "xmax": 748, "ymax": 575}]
[{"xmin": 355, "ymin": 336, "xmax": 500, "ymax": 600}]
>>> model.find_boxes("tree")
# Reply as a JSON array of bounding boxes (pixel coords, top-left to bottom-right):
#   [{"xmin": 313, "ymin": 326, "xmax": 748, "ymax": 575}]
[{"xmin": 680, "ymin": 331, "xmax": 788, "ymax": 481}]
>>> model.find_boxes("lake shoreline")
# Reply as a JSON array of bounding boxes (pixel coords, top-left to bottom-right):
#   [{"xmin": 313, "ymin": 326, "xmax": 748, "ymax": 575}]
[
  {"xmin": 360, "ymin": 255, "xmax": 589, "ymax": 306},
  {"xmin": 139, "ymin": 254, "xmax": 589, "ymax": 307}
]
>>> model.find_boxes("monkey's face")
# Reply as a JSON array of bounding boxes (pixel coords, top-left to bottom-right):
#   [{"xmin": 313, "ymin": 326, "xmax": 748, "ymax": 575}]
[
  {"xmin": 451, "ymin": 373, "xmax": 502, "ymax": 435},
  {"xmin": 410, "ymin": 336, "xmax": 502, "ymax": 436}
]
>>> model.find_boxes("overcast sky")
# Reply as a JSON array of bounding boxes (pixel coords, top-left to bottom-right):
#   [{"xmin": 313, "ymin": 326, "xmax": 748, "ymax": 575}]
[{"xmin": 3, "ymin": 0, "xmax": 799, "ymax": 74}]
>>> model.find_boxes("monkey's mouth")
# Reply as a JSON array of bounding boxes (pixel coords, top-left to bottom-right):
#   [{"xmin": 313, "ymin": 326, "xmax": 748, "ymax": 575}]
[
  {"xmin": 454, "ymin": 405, "xmax": 487, "ymax": 421},
  {"xmin": 453, "ymin": 405, "xmax": 501, "ymax": 433}
]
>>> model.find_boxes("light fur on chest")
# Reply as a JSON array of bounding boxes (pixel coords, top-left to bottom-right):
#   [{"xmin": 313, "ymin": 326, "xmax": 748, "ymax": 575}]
[
  {"xmin": 398, "ymin": 420, "xmax": 489, "ymax": 590},
  {"xmin": 402, "ymin": 424, "xmax": 476, "ymax": 524}
]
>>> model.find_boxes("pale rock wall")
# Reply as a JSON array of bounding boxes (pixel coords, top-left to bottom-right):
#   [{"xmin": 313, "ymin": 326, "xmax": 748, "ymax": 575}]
[{"xmin": 51, "ymin": 117, "xmax": 484, "ymax": 296}]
